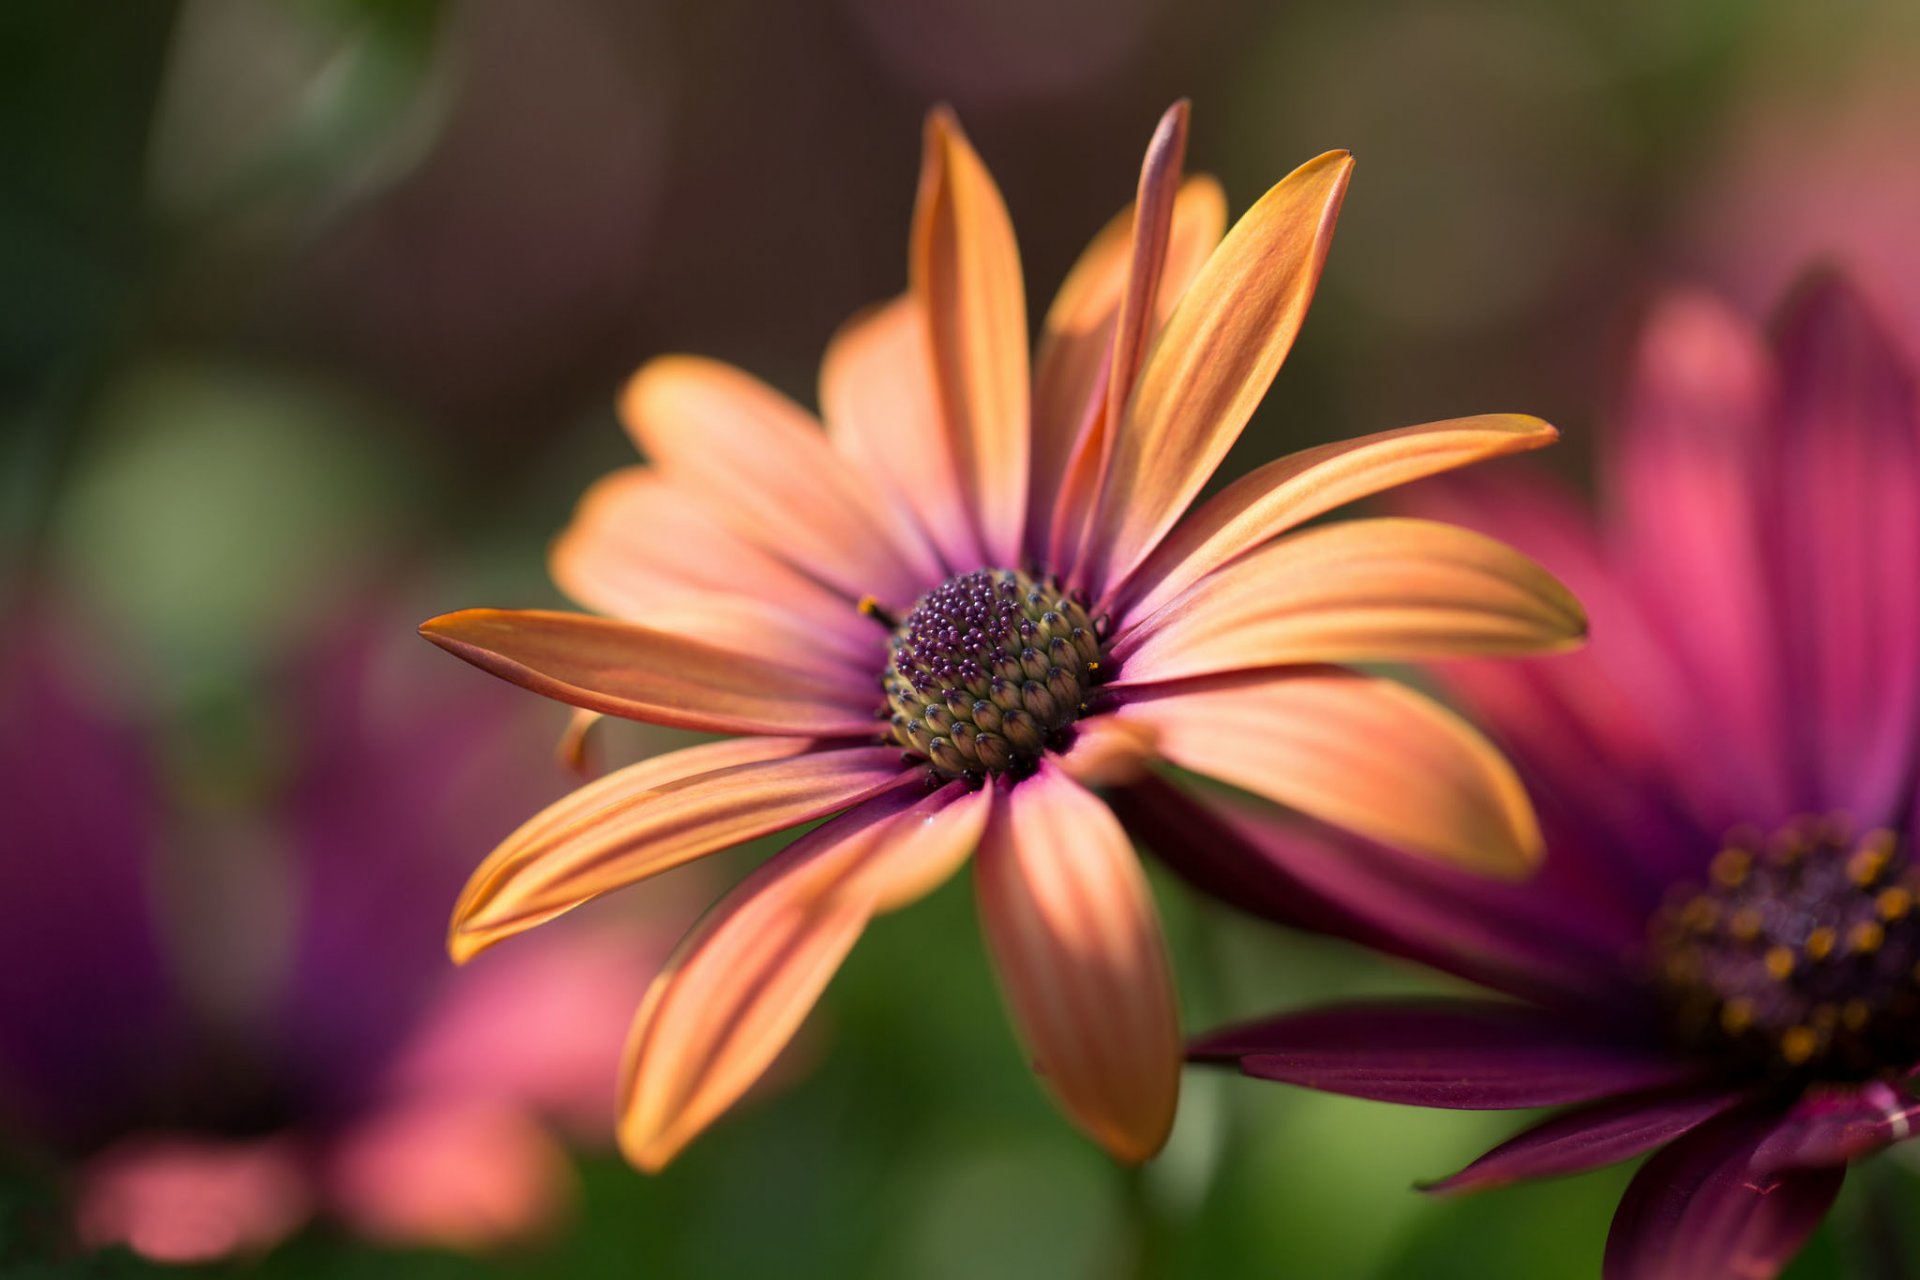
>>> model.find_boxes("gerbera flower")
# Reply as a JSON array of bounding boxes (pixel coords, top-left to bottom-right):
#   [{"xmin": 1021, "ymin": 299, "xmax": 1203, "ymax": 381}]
[
  {"xmin": 1168, "ymin": 276, "xmax": 1920, "ymax": 1278},
  {"xmin": 420, "ymin": 101, "xmax": 1586, "ymax": 1170}
]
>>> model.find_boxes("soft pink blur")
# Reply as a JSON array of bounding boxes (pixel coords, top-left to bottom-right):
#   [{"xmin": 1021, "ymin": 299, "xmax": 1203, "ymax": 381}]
[{"xmin": 76, "ymin": 1136, "xmax": 312, "ymax": 1264}]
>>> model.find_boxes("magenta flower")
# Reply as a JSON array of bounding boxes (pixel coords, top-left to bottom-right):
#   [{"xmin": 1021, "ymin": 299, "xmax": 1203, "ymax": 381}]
[
  {"xmin": 1140, "ymin": 276, "xmax": 1920, "ymax": 1280},
  {"xmin": 0, "ymin": 598, "xmax": 678, "ymax": 1264}
]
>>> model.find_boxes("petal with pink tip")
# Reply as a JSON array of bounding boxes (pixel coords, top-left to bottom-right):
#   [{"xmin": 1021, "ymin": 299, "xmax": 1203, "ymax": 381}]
[
  {"xmin": 975, "ymin": 763, "xmax": 1181, "ymax": 1163},
  {"xmin": 911, "ymin": 108, "xmax": 1030, "ymax": 567},
  {"xmin": 420, "ymin": 609, "xmax": 880, "ymax": 737},
  {"xmin": 1087, "ymin": 150, "xmax": 1353, "ymax": 594},
  {"xmin": 820, "ymin": 296, "xmax": 984, "ymax": 571},
  {"xmin": 619, "ymin": 782, "xmax": 991, "ymax": 1170},
  {"xmin": 1109, "ymin": 518, "xmax": 1585, "ymax": 682},
  {"xmin": 620, "ymin": 356, "xmax": 939, "ymax": 603},
  {"xmin": 1115, "ymin": 668, "xmax": 1541, "ymax": 876},
  {"xmin": 1112, "ymin": 415, "xmax": 1560, "ymax": 625},
  {"xmin": 449, "ymin": 740, "xmax": 912, "ymax": 962},
  {"xmin": 1029, "ymin": 174, "xmax": 1225, "ymax": 558}
]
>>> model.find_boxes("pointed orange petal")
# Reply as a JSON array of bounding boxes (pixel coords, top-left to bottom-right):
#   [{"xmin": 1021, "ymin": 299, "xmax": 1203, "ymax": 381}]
[
  {"xmin": 1031, "ymin": 174, "xmax": 1226, "ymax": 562},
  {"xmin": 974, "ymin": 764, "xmax": 1180, "ymax": 1163},
  {"xmin": 618, "ymin": 782, "xmax": 992, "ymax": 1170},
  {"xmin": 620, "ymin": 356, "xmax": 940, "ymax": 604},
  {"xmin": 820, "ymin": 296, "xmax": 984, "ymax": 570},
  {"xmin": 911, "ymin": 108, "xmax": 1030, "ymax": 567},
  {"xmin": 550, "ymin": 468, "xmax": 881, "ymax": 675},
  {"xmin": 1055, "ymin": 715, "xmax": 1158, "ymax": 788},
  {"xmin": 420, "ymin": 608, "xmax": 879, "ymax": 736},
  {"xmin": 1112, "ymin": 414, "xmax": 1560, "ymax": 624},
  {"xmin": 555, "ymin": 709, "xmax": 602, "ymax": 777},
  {"xmin": 448, "ymin": 740, "xmax": 912, "ymax": 962},
  {"xmin": 1108, "ymin": 518, "xmax": 1586, "ymax": 683},
  {"xmin": 1118, "ymin": 669, "xmax": 1542, "ymax": 876},
  {"xmin": 1089, "ymin": 150, "xmax": 1354, "ymax": 594}
]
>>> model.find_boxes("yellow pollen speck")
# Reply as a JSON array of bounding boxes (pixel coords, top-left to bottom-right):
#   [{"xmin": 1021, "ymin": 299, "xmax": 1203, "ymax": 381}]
[
  {"xmin": 1805, "ymin": 927, "xmax": 1837, "ymax": 961},
  {"xmin": 1729, "ymin": 907, "xmax": 1763, "ymax": 942},
  {"xmin": 1849, "ymin": 921, "xmax": 1886, "ymax": 954},
  {"xmin": 858, "ymin": 596, "xmax": 880, "ymax": 615},
  {"xmin": 1780, "ymin": 1026, "xmax": 1819, "ymax": 1065},
  {"xmin": 1720, "ymin": 999, "xmax": 1755, "ymax": 1035},
  {"xmin": 1764, "ymin": 946, "xmax": 1796, "ymax": 981},
  {"xmin": 1711, "ymin": 848, "xmax": 1751, "ymax": 888},
  {"xmin": 1849, "ymin": 847, "xmax": 1890, "ymax": 886},
  {"xmin": 1087, "ymin": 661, "xmax": 1099, "ymax": 671},
  {"xmin": 1842, "ymin": 998, "xmax": 1873, "ymax": 1032},
  {"xmin": 1681, "ymin": 896, "xmax": 1720, "ymax": 932},
  {"xmin": 1878, "ymin": 887, "xmax": 1914, "ymax": 921}
]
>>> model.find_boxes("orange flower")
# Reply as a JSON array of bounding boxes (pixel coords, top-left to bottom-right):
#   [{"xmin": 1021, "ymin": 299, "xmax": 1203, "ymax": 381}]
[{"xmin": 422, "ymin": 102, "xmax": 1585, "ymax": 1170}]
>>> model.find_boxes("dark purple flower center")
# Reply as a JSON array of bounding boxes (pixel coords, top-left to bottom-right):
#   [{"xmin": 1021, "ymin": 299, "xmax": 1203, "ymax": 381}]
[
  {"xmin": 1651, "ymin": 820, "xmax": 1920, "ymax": 1080},
  {"xmin": 877, "ymin": 569, "xmax": 1101, "ymax": 779}
]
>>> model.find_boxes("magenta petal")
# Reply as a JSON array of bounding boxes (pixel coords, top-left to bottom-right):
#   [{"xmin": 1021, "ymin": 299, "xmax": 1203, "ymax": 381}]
[
  {"xmin": 1112, "ymin": 776, "xmax": 1646, "ymax": 1016},
  {"xmin": 1424, "ymin": 1085, "xmax": 1747, "ymax": 1194},
  {"xmin": 1764, "ymin": 275, "xmax": 1920, "ymax": 823},
  {"xmin": 1751, "ymin": 1079, "xmax": 1920, "ymax": 1173},
  {"xmin": 1195, "ymin": 998, "xmax": 1702, "ymax": 1109},
  {"xmin": 1603, "ymin": 1107, "xmax": 1843, "ymax": 1280}
]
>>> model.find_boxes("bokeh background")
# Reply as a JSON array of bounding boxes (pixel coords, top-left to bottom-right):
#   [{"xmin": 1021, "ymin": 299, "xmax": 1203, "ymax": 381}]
[{"xmin": 6, "ymin": 0, "xmax": 1920, "ymax": 1275}]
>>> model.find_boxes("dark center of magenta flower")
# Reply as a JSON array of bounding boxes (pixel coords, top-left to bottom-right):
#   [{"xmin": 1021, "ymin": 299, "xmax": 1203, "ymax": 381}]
[
  {"xmin": 1651, "ymin": 821, "xmax": 1920, "ymax": 1080},
  {"xmin": 877, "ymin": 569, "xmax": 1101, "ymax": 780}
]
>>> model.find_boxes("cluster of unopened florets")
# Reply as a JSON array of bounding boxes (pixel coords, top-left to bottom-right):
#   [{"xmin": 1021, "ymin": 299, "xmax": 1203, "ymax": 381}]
[
  {"xmin": 1652, "ymin": 819, "xmax": 1920, "ymax": 1079},
  {"xmin": 878, "ymin": 569, "xmax": 1101, "ymax": 780}
]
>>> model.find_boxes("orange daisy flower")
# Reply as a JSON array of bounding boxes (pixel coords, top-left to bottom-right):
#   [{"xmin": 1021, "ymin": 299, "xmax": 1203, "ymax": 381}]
[{"xmin": 422, "ymin": 102, "xmax": 1586, "ymax": 1170}]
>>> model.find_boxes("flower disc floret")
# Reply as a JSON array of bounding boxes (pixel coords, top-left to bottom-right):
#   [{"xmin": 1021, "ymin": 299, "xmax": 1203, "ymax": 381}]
[
  {"xmin": 1652, "ymin": 821, "xmax": 1920, "ymax": 1079},
  {"xmin": 881, "ymin": 569, "xmax": 1101, "ymax": 779}
]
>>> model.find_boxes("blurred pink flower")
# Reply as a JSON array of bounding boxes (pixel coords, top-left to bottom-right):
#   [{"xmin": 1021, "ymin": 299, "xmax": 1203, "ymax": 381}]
[
  {"xmin": 0, "ymin": 592, "xmax": 689, "ymax": 1264},
  {"xmin": 1158, "ymin": 276, "xmax": 1920, "ymax": 1280}
]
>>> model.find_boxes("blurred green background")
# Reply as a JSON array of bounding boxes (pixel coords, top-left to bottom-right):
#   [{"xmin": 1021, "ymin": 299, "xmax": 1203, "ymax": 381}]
[{"xmin": 5, "ymin": 0, "xmax": 1920, "ymax": 1275}]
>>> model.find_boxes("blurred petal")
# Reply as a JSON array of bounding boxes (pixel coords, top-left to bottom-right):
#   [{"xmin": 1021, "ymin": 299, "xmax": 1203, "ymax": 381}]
[
  {"xmin": 75, "ymin": 1135, "xmax": 312, "ymax": 1265},
  {"xmin": 1030, "ymin": 173, "xmax": 1225, "ymax": 556},
  {"xmin": 328, "ymin": 1099, "xmax": 573, "ymax": 1252},
  {"xmin": 1055, "ymin": 714, "xmax": 1158, "ymax": 789},
  {"xmin": 1114, "ymin": 414, "xmax": 1559, "ymax": 625},
  {"xmin": 1110, "ymin": 518, "xmax": 1586, "ymax": 683},
  {"xmin": 450, "ymin": 741, "xmax": 911, "ymax": 961},
  {"xmin": 1114, "ymin": 668, "xmax": 1541, "ymax": 876},
  {"xmin": 821, "ymin": 296, "xmax": 984, "ymax": 570},
  {"xmin": 1765, "ymin": 276, "xmax": 1920, "ymax": 821},
  {"xmin": 1604, "ymin": 1108, "xmax": 1843, "ymax": 1280},
  {"xmin": 912, "ymin": 108, "xmax": 1029, "ymax": 566},
  {"xmin": 1424, "ymin": 1086, "xmax": 1746, "ymax": 1194},
  {"xmin": 420, "ymin": 608, "xmax": 880, "ymax": 736},
  {"xmin": 620, "ymin": 356, "xmax": 939, "ymax": 602},
  {"xmin": 619, "ymin": 783, "xmax": 991, "ymax": 1170},
  {"xmin": 551, "ymin": 468, "xmax": 881, "ymax": 674},
  {"xmin": 1606, "ymin": 291, "xmax": 1794, "ymax": 813},
  {"xmin": 1087, "ymin": 150, "xmax": 1352, "ymax": 594},
  {"xmin": 1112, "ymin": 776, "xmax": 1647, "ymax": 1015},
  {"xmin": 976, "ymin": 763, "xmax": 1180, "ymax": 1163},
  {"xmin": 1195, "ymin": 999, "xmax": 1700, "ymax": 1108},
  {"xmin": 1752, "ymin": 1080, "xmax": 1920, "ymax": 1173}
]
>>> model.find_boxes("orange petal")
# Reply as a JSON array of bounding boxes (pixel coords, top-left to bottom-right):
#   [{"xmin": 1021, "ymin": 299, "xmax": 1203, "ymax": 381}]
[
  {"xmin": 550, "ymin": 468, "xmax": 881, "ymax": 675},
  {"xmin": 820, "ymin": 296, "xmax": 984, "ymax": 571},
  {"xmin": 911, "ymin": 108, "xmax": 1030, "ymax": 567},
  {"xmin": 1088, "ymin": 150, "xmax": 1354, "ymax": 594},
  {"xmin": 1116, "ymin": 669, "xmax": 1542, "ymax": 876},
  {"xmin": 449, "ymin": 739, "xmax": 911, "ymax": 962},
  {"xmin": 1031, "ymin": 175, "xmax": 1227, "ymax": 565},
  {"xmin": 619, "ymin": 782, "xmax": 992, "ymax": 1170},
  {"xmin": 420, "ymin": 608, "xmax": 880, "ymax": 736},
  {"xmin": 974, "ymin": 763, "xmax": 1180, "ymax": 1163},
  {"xmin": 555, "ymin": 709, "xmax": 602, "ymax": 777},
  {"xmin": 1111, "ymin": 414, "xmax": 1560, "ymax": 624},
  {"xmin": 1055, "ymin": 715, "xmax": 1159, "ymax": 788},
  {"xmin": 1108, "ymin": 517, "xmax": 1586, "ymax": 683},
  {"xmin": 619, "ymin": 356, "xmax": 940, "ymax": 604}
]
